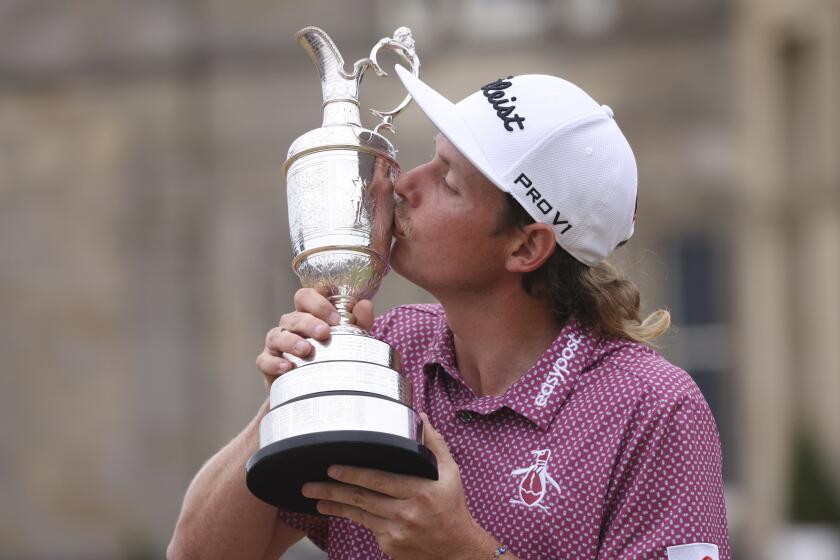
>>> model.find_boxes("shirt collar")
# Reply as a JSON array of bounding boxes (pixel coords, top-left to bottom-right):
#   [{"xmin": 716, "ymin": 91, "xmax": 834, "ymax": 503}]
[
  {"xmin": 421, "ymin": 312, "xmax": 459, "ymax": 379},
  {"xmin": 420, "ymin": 313, "xmax": 629, "ymax": 431},
  {"xmin": 499, "ymin": 317, "xmax": 603, "ymax": 430}
]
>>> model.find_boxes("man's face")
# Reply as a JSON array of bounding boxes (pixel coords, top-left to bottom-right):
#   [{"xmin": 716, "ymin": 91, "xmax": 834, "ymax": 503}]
[{"xmin": 391, "ymin": 134, "xmax": 512, "ymax": 296}]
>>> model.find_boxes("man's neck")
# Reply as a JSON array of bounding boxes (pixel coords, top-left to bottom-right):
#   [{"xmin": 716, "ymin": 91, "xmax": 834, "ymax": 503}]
[{"xmin": 437, "ymin": 284, "xmax": 565, "ymax": 398}]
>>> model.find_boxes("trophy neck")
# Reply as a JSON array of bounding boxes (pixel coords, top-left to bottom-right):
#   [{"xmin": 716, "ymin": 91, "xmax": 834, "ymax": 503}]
[
  {"xmin": 322, "ymin": 100, "xmax": 362, "ymax": 127},
  {"xmin": 328, "ymin": 295, "xmax": 368, "ymax": 335}
]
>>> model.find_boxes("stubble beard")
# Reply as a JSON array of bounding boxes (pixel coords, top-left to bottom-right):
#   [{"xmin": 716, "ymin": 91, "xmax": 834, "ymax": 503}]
[
  {"xmin": 394, "ymin": 202, "xmax": 414, "ymax": 241},
  {"xmin": 391, "ymin": 201, "xmax": 419, "ymax": 285}
]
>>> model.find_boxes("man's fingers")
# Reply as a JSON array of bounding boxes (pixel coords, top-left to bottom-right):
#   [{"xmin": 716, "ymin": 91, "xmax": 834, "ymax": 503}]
[
  {"xmin": 265, "ymin": 326, "xmax": 312, "ymax": 358},
  {"xmin": 302, "ymin": 482, "xmax": 401, "ymax": 520},
  {"xmin": 293, "ymin": 288, "xmax": 341, "ymax": 325},
  {"xmin": 325, "ymin": 465, "xmax": 413, "ymax": 499},
  {"xmin": 256, "ymin": 349, "xmax": 295, "ymax": 393},
  {"xmin": 352, "ymin": 299, "xmax": 375, "ymax": 332},
  {"xmin": 278, "ymin": 311, "xmax": 332, "ymax": 341},
  {"xmin": 421, "ymin": 412, "xmax": 454, "ymax": 465},
  {"xmin": 256, "ymin": 349, "xmax": 295, "ymax": 377},
  {"xmin": 314, "ymin": 500, "xmax": 391, "ymax": 535}
]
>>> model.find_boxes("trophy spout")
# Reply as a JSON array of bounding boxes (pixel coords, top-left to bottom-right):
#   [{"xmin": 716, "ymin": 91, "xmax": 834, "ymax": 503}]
[{"xmin": 295, "ymin": 27, "xmax": 364, "ymax": 127}]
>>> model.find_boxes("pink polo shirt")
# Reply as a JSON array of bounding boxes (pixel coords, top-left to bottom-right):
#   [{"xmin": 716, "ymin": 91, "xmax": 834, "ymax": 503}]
[{"xmin": 277, "ymin": 304, "xmax": 730, "ymax": 559}]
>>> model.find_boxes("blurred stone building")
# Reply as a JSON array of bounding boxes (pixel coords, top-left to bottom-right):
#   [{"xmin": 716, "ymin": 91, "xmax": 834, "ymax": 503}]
[
  {"xmin": 736, "ymin": 0, "xmax": 840, "ymax": 557},
  {"xmin": 0, "ymin": 1, "xmax": 837, "ymax": 559}
]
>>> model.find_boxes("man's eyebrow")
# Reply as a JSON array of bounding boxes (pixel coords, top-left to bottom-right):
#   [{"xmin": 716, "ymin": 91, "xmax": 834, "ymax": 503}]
[{"xmin": 433, "ymin": 135, "xmax": 455, "ymax": 169}]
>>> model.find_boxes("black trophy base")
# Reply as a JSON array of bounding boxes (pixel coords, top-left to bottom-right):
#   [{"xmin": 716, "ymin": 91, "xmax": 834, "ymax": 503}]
[{"xmin": 246, "ymin": 430, "xmax": 439, "ymax": 515}]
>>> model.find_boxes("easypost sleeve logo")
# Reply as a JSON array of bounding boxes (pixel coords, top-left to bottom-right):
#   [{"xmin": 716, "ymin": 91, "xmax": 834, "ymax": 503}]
[{"xmin": 666, "ymin": 543, "xmax": 719, "ymax": 560}]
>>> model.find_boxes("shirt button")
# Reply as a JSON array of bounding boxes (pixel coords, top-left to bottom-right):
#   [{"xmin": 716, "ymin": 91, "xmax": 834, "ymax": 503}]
[{"xmin": 457, "ymin": 410, "xmax": 475, "ymax": 423}]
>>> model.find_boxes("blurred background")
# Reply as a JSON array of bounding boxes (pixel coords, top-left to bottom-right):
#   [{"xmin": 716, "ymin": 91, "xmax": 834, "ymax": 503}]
[{"xmin": 1, "ymin": 1, "xmax": 839, "ymax": 558}]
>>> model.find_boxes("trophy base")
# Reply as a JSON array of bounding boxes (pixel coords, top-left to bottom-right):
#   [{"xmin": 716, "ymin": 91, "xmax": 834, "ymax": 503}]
[{"xmin": 245, "ymin": 430, "xmax": 438, "ymax": 515}]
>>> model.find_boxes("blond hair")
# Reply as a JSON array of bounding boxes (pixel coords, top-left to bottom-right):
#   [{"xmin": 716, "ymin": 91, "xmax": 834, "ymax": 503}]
[
  {"xmin": 498, "ymin": 194, "xmax": 671, "ymax": 346},
  {"xmin": 574, "ymin": 259, "xmax": 671, "ymax": 345}
]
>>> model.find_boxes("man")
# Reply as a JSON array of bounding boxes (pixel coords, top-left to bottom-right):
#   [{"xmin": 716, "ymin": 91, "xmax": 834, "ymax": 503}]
[{"xmin": 169, "ymin": 66, "xmax": 730, "ymax": 559}]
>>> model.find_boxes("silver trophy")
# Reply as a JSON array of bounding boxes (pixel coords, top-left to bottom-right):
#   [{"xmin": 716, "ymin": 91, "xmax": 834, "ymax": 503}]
[{"xmin": 246, "ymin": 26, "xmax": 437, "ymax": 514}]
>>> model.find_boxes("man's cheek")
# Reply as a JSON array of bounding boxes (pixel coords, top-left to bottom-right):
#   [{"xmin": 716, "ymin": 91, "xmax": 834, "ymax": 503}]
[{"xmin": 390, "ymin": 247, "xmax": 409, "ymax": 274}]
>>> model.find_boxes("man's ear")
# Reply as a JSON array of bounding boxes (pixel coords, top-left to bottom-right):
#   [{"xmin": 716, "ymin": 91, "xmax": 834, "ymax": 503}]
[{"xmin": 506, "ymin": 223, "xmax": 556, "ymax": 273}]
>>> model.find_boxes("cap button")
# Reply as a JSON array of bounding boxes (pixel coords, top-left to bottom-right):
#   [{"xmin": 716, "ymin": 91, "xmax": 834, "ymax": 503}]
[{"xmin": 602, "ymin": 104, "xmax": 615, "ymax": 119}]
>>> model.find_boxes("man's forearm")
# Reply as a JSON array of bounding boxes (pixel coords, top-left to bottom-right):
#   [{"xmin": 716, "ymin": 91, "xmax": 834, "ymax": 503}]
[{"xmin": 168, "ymin": 399, "xmax": 282, "ymax": 559}]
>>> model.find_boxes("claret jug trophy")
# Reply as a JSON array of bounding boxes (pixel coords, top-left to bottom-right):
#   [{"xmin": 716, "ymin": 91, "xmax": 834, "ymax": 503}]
[{"xmin": 245, "ymin": 27, "xmax": 438, "ymax": 514}]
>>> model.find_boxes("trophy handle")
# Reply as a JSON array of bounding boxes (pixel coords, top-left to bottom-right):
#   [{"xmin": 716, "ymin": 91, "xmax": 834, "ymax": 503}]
[{"xmin": 366, "ymin": 27, "xmax": 420, "ymax": 135}]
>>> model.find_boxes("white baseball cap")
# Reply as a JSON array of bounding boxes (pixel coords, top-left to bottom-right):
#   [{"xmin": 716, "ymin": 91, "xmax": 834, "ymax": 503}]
[{"xmin": 394, "ymin": 65, "xmax": 638, "ymax": 267}]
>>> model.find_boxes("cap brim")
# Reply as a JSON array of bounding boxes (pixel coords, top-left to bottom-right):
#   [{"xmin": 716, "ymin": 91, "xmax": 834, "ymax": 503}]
[{"xmin": 394, "ymin": 65, "xmax": 504, "ymax": 192}]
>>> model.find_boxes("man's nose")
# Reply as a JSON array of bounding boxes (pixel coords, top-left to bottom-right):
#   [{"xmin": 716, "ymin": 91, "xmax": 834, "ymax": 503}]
[{"xmin": 394, "ymin": 165, "xmax": 422, "ymax": 207}]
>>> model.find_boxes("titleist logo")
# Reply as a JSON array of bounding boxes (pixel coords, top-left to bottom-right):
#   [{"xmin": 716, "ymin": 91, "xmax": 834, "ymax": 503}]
[{"xmin": 480, "ymin": 76, "xmax": 526, "ymax": 132}]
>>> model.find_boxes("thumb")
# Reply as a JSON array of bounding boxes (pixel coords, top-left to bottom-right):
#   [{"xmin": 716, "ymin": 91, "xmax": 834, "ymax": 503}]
[
  {"xmin": 420, "ymin": 412, "xmax": 453, "ymax": 465},
  {"xmin": 352, "ymin": 299, "xmax": 375, "ymax": 332}
]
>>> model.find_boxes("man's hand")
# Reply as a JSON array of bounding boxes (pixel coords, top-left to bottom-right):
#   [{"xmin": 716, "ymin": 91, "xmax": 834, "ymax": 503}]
[
  {"xmin": 255, "ymin": 288, "xmax": 374, "ymax": 392},
  {"xmin": 301, "ymin": 413, "xmax": 499, "ymax": 560}
]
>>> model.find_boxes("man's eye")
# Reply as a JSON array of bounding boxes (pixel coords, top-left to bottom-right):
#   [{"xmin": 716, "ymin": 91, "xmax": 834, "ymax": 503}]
[{"xmin": 442, "ymin": 176, "xmax": 458, "ymax": 193}]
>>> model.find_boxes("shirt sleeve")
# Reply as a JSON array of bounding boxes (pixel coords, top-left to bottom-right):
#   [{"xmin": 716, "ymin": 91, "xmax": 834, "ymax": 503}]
[
  {"xmin": 276, "ymin": 509, "xmax": 329, "ymax": 551},
  {"xmin": 596, "ymin": 396, "xmax": 731, "ymax": 560}
]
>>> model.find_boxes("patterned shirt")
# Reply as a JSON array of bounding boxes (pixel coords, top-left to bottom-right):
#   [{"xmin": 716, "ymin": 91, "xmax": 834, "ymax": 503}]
[{"xmin": 278, "ymin": 304, "xmax": 730, "ymax": 559}]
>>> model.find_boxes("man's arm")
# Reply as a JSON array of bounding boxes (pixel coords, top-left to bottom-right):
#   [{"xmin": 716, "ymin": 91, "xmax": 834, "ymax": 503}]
[
  {"xmin": 167, "ymin": 399, "xmax": 304, "ymax": 560},
  {"xmin": 596, "ymin": 396, "xmax": 730, "ymax": 560},
  {"xmin": 168, "ymin": 290, "xmax": 373, "ymax": 559}
]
